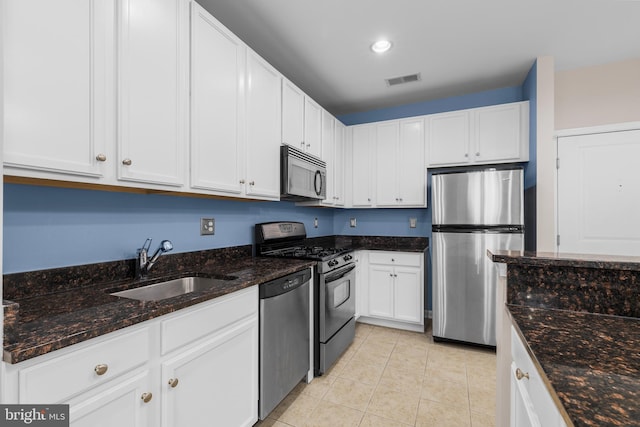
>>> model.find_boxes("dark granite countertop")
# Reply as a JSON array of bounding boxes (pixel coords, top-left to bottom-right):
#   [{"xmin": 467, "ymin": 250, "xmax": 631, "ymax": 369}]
[
  {"xmin": 509, "ymin": 306, "xmax": 640, "ymax": 427},
  {"xmin": 3, "ymin": 236, "xmax": 427, "ymax": 364},
  {"xmin": 3, "ymin": 246, "xmax": 314, "ymax": 364},
  {"xmin": 491, "ymin": 250, "xmax": 640, "ymax": 427},
  {"xmin": 490, "ymin": 249, "xmax": 640, "ymax": 272}
]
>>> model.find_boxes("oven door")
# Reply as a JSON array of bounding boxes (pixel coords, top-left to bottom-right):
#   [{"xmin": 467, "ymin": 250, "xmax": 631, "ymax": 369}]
[{"xmin": 319, "ymin": 263, "xmax": 356, "ymax": 342}]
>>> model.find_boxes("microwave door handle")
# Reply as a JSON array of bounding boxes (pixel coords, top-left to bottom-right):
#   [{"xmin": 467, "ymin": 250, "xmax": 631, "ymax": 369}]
[{"xmin": 314, "ymin": 170, "xmax": 322, "ymax": 196}]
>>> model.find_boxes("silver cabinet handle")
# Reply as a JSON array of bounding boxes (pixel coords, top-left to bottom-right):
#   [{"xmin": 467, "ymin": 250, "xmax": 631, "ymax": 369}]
[
  {"xmin": 515, "ymin": 368, "xmax": 530, "ymax": 380},
  {"xmin": 168, "ymin": 378, "xmax": 179, "ymax": 388},
  {"xmin": 122, "ymin": 158, "xmax": 132, "ymax": 166},
  {"xmin": 239, "ymin": 179, "xmax": 245, "ymax": 184},
  {"xmin": 96, "ymin": 154, "xmax": 107, "ymax": 162},
  {"xmin": 249, "ymin": 181, "xmax": 255, "ymax": 186},
  {"xmin": 464, "ymin": 153, "xmax": 469, "ymax": 158},
  {"xmin": 141, "ymin": 392, "xmax": 153, "ymax": 403},
  {"xmin": 476, "ymin": 152, "xmax": 480, "ymax": 156},
  {"xmin": 94, "ymin": 364, "xmax": 108, "ymax": 376}
]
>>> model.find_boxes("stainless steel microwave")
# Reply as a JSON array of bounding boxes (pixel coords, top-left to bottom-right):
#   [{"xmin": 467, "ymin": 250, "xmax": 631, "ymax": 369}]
[{"xmin": 280, "ymin": 145, "xmax": 326, "ymax": 201}]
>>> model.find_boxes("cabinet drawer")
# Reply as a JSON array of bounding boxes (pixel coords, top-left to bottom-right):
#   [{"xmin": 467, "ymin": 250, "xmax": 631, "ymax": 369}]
[
  {"xmin": 162, "ymin": 286, "xmax": 258, "ymax": 355},
  {"xmin": 18, "ymin": 327, "xmax": 150, "ymax": 404},
  {"xmin": 368, "ymin": 251, "xmax": 422, "ymax": 267}
]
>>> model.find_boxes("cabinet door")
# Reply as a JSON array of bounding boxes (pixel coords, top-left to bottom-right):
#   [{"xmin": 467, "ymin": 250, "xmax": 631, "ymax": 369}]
[
  {"xmin": 304, "ymin": 98, "xmax": 323, "ymax": 157},
  {"xmin": 162, "ymin": 317, "xmax": 258, "ymax": 427},
  {"xmin": 510, "ymin": 362, "xmax": 540, "ymax": 427},
  {"xmin": 333, "ymin": 122, "xmax": 346, "ymax": 206},
  {"xmin": 393, "ymin": 266, "xmax": 422, "ymax": 323},
  {"xmin": 70, "ymin": 370, "xmax": 154, "ymax": 427},
  {"xmin": 321, "ymin": 111, "xmax": 335, "ymax": 204},
  {"xmin": 4, "ymin": 0, "xmax": 113, "ymax": 179},
  {"xmin": 398, "ymin": 118, "xmax": 426, "ymax": 206},
  {"xmin": 368, "ymin": 265, "xmax": 395, "ymax": 319},
  {"xmin": 245, "ymin": 50, "xmax": 282, "ymax": 200},
  {"xmin": 117, "ymin": 0, "xmax": 188, "ymax": 187},
  {"xmin": 427, "ymin": 111, "xmax": 470, "ymax": 166},
  {"xmin": 190, "ymin": 3, "xmax": 244, "ymax": 194},
  {"xmin": 375, "ymin": 121, "xmax": 400, "ymax": 206},
  {"xmin": 351, "ymin": 125, "xmax": 375, "ymax": 207},
  {"xmin": 473, "ymin": 103, "xmax": 523, "ymax": 163},
  {"xmin": 281, "ymin": 80, "xmax": 305, "ymax": 150}
]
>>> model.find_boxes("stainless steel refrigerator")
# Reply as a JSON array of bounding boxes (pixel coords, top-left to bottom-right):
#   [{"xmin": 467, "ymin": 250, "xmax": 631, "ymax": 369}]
[{"xmin": 431, "ymin": 167, "xmax": 524, "ymax": 346}]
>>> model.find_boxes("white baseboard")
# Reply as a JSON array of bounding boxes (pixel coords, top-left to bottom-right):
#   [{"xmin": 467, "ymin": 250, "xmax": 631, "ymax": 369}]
[{"xmin": 356, "ymin": 316, "xmax": 424, "ymax": 333}]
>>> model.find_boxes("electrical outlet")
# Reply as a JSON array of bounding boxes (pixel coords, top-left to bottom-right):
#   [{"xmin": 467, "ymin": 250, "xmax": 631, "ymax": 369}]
[
  {"xmin": 409, "ymin": 218, "xmax": 417, "ymax": 228},
  {"xmin": 200, "ymin": 218, "xmax": 215, "ymax": 235},
  {"xmin": 314, "ymin": 218, "xmax": 319, "ymax": 228},
  {"xmin": 350, "ymin": 218, "xmax": 357, "ymax": 228}
]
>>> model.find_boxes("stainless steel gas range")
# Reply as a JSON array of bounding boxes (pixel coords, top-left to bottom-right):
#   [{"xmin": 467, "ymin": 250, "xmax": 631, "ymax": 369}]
[{"xmin": 255, "ymin": 221, "xmax": 356, "ymax": 376}]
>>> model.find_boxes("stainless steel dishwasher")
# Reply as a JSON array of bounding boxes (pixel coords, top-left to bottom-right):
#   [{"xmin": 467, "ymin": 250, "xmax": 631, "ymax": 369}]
[{"xmin": 259, "ymin": 268, "xmax": 311, "ymax": 420}]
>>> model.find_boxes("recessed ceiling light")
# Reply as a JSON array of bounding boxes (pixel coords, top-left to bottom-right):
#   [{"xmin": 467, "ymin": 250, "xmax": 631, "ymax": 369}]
[{"xmin": 371, "ymin": 40, "xmax": 392, "ymax": 54}]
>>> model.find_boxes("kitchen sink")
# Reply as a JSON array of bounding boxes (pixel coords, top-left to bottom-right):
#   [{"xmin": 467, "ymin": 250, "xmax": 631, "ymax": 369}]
[{"xmin": 110, "ymin": 276, "xmax": 237, "ymax": 302}]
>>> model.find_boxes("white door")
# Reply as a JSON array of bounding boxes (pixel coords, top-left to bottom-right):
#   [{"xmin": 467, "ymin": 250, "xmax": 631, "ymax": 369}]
[
  {"xmin": 427, "ymin": 111, "xmax": 470, "ymax": 166},
  {"xmin": 473, "ymin": 103, "xmax": 523, "ymax": 163},
  {"xmin": 190, "ymin": 2, "xmax": 244, "ymax": 194},
  {"xmin": 398, "ymin": 118, "xmax": 426, "ymax": 206},
  {"xmin": 321, "ymin": 111, "xmax": 335, "ymax": 204},
  {"xmin": 304, "ymin": 98, "xmax": 322, "ymax": 157},
  {"xmin": 281, "ymin": 80, "xmax": 305, "ymax": 150},
  {"xmin": 557, "ymin": 129, "xmax": 640, "ymax": 255},
  {"xmin": 393, "ymin": 266, "xmax": 422, "ymax": 323},
  {"xmin": 368, "ymin": 265, "xmax": 395, "ymax": 319},
  {"xmin": 375, "ymin": 121, "xmax": 400, "ymax": 206},
  {"xmin": 334, "ymin": 122, "xmax": 346, "ymax": 206}
]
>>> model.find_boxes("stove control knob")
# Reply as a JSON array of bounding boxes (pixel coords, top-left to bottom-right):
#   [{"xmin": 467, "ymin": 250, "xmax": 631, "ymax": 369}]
[
  {"xmin": 328, "ymin": 259, "xmax": 339, "ymax": 267},
  {"xmin": 343, "ymin": 254, "xmax": 353, "ymax": 261}
]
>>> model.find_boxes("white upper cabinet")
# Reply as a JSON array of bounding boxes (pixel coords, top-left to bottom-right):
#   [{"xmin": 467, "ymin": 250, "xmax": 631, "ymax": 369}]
[
  {"xmin": 281, "ymin": 80, "xmax": 305, "ymax": 150},
  {"xmin": 398, "ymin": 118, "xmax": 427, "ymax": 206},
  {"xmin": 244, "ymin": 49, "xmax": 282, "ymax": 200},
  {"xmin": 350, "ymin": 124, "xmax": 376, "ymax": 207},
  {"xmin": 375, "ymin": 121, "xmax": 400, "ymax": 206},
  {"xmin": 321, "ymin": 111, "xmax": 336, "ymax": 204},
  {"xmin": 117, "ymin": 0, "xmax": 189, "ymax": 187},
  {"xmin": 427, "ymin": 101, "xmax": 529, "ymax": 167},
  {"xmin": 3, "ymin": 0, "xmax": 115, "ymax": 180},
  {"xmin": 427, "ymin": 110, "xmax": 471, "ymax": 166},
  {"xmin": 333, "ymin": 121, "xmax": 346, "ymax": 206},
  {"xmin": 370, "ymin": 118, "xmax": 426, "ymax": 208},
  {"xmin": 304, "ymin": 98, "xmax": 323, "ymax": 158},
  {"xmin": 281, "ymin": 79, "xmax": 322, "ymax": 158},
  {"xmin": 473, "ymin": 102, "xmax": 529, "ymax": 163},
  {"xmin": 190, "ymin": 2, "xmax": 245, "ymax": 195}
]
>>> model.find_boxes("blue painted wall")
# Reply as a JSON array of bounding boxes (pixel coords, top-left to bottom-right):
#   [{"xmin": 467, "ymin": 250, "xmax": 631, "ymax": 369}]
[{"xmin": 3, "ymin": 184, "xmax": 333, "ymax": 273}]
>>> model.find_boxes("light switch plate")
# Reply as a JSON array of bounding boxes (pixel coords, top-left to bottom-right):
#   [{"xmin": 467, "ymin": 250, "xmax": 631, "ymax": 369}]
[
  {"xmin": 409, "ymin": 218, "xmax": 417, "ymax": 228},
  {"xmin": 350, "ymin": 218, "xmax": 357, "ymax": 228},
  {"xmin": 201, "ymin": 218, "xmax": 215, "ymax": 235},
  {"xmin": 314, "ymin": 218, "xmax": 319, "ymax": 228}
]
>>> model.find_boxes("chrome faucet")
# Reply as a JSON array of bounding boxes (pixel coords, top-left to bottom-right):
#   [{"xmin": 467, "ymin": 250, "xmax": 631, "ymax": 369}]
[{"xmin": 136, "ymin": 239, "xmax": 173, "ymax": 278}]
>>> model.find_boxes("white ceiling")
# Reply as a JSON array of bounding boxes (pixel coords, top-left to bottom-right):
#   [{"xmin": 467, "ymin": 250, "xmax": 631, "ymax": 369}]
[{"xmin": 197, "ymin": 0, "xmax": 640, "ymax": 116}]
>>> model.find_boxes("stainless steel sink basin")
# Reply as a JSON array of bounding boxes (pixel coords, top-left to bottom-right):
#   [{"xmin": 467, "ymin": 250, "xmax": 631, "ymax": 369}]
[{"xmin": 110, "ymin": 276, "xmax": 236, "ymax": 302}]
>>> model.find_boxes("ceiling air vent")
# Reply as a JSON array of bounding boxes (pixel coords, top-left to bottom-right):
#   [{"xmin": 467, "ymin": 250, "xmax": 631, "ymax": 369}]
[{"xmin": 385, "ymin": 73, "xmax": 421, "ymax": 87}]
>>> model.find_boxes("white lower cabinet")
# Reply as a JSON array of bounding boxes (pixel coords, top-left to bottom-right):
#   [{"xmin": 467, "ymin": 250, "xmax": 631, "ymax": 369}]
[
  {"xmin": 510, "ymin": 326, "xmax": 566, "ymax": 427},
  {"xmin": 3, "ymin": 286, "xmax": 259, "ymax": 427},
  {"xmin": 358, "ymin": 251, "xmax": 424, "ymax": 332},
  {"xmin": 69, "ymin": 370, "xmax": 154, "ymax": 427},
  {"xmin": 162, "ymin": 316, "xmax": 258, "ymax": 427}
]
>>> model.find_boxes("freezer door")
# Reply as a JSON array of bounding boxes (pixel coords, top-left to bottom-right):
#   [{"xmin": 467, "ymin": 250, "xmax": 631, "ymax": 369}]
[
  {"xmin": 432, "ymin": 169, "xmax": 523, "ymax": 226},
  {"xmin": 432, "ymin": 171, "xmax": 483, "ymax": 225},
  {"xmin": 432, "ymin": 230, "xmax": 523, "ymax": 346},
  {"xmin": 482, "ymin": 169, "xmax": 524, "ymax": 226}
]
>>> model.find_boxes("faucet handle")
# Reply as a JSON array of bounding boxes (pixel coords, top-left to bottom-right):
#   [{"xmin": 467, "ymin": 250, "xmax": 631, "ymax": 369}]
[{"xmin": 141, "ymin": 238, "xmax": 152, "ymax": 253}]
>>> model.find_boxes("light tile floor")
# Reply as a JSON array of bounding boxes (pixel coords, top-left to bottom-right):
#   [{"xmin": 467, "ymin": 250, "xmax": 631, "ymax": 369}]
[{"xmin": 256, "ymin": 322, "xmax": 497, "ymax": 427}]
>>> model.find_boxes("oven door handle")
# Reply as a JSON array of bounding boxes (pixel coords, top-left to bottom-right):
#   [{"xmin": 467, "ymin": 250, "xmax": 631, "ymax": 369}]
[{"xmin": 324, "ymin": 264, "xmax": 356, "ymax": 283}]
